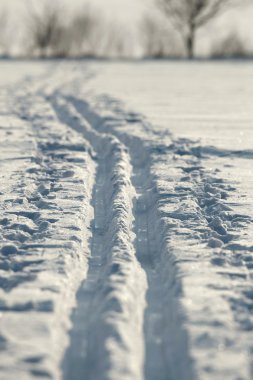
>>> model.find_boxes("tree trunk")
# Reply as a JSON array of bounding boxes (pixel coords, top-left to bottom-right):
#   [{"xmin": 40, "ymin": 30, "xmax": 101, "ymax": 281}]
[{"xmin": 186, "ymin": 24, "xmax": 195, "ymax": 59}]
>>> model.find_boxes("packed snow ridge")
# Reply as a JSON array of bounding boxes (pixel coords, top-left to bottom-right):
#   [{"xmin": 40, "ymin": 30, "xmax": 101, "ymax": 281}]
[{"xmin": 0, "ymin": 61, "xmax": 253, "ymax": 380}]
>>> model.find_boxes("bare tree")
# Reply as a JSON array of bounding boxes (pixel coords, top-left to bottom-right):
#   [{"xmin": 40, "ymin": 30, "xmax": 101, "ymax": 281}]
[
  {"xmin": 0, "ymin": 9, "xmax": 8, "ymax": 56},
  {"xmin": 100, "ymin": 22, "xmax": 134, "ymax": 58},
  {"xmin": 67, "ymin": 8, "xmax": 99, "ymax": 57},
  {"xmin": 26, "ymin": 0, "xmax": 65, "ymax": 57},
  {"xmin": 25, "ymin": 2, "xmax": 103, "ymax": 58},
  {"xmin": 140, "ymin": 13, "xmax": 183, "ymax": 58},
  {"xmin": 141, "ymin": 14, "xmax": 168, "ymax": 58},
  {"xmin": 210, "ymin": 31, "xmax": 251, "ymax": 59},
  {"xmin": 158, "ymin": 0, "xmax": 235, "ymax": 58}
]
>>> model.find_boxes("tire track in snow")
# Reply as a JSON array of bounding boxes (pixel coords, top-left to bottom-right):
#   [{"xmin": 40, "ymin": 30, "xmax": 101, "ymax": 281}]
[{"xmin": 49, "ymin": 95, "xmax": 147, "ymax": 380}]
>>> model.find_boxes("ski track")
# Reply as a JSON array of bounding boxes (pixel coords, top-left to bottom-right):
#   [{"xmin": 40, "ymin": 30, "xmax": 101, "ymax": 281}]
[
  {"xmin": 50, "ymin": 95, "xmax": 147, "ymax": 380},
  {"xmin": 1, "ymin": 62, "xmax": 253, "ymax": 380},
  {"xmin": 52, "ymin": 94, "xmax": 200, "ymax": 380},
  {"xmin": 0, "ymin": 79, "xmax": 96, "ymax": 379},
  {"xmin": 61, "ymin": 91, "xmax": 253, "ymax": 380}
]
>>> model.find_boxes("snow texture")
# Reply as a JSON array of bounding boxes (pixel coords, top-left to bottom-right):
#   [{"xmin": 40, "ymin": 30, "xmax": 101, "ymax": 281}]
[{"xmin": 0, "ymin": 61, "xmax": 253, "ymax": 380}]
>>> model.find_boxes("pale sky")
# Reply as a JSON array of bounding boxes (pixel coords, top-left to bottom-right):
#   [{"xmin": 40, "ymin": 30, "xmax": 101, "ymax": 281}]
[{"xmin": 3, "ymin": 0, "xmax": 252, "ymax": 25}]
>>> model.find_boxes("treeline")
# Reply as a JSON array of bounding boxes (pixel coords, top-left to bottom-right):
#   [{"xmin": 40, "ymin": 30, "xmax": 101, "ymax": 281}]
[
  {"xmin": 0, "ymin": 2, "xmax": 135, "ymax": 58},
  {"xmin": 0, "ymin": 0, "xmax": 252, "ymax": 59}
]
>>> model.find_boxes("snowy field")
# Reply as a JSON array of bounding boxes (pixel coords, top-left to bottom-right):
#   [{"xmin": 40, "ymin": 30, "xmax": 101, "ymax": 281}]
[{"xmin": 0, "ymin": 60, "xmax": 253, "ymax": 380}]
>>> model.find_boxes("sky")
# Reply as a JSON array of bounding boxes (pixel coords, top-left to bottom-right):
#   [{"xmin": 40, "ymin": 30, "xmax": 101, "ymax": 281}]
[{"xmin": 3, "ymin": 0, "xmax": 252, "ymax": 26}]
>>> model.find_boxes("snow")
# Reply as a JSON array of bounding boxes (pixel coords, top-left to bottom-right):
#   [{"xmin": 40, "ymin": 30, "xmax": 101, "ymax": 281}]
[{"xmin": 0, "ymin": 60, "xmax": 253, "ymax": 380}]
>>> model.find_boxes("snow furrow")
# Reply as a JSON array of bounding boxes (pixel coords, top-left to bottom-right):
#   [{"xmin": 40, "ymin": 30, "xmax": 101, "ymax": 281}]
[
  {"xmin": 2, "ymin": 61, "xmax": 253, "ymax": 380},
  {"xmin": 65, "ymin": 92, "xmax": 253, "ymax": 379},
  {"xmin": 63, "ymin": 95, "xmax": 196, "ymax": 380},
  {"xmin": 148, "ymin": 140, "xmax": 253, "ymax": 379},
  {"xmin": 0, "ymin": 87, "xmax": 96, "ymax": 379},
  {"xmin": 49, "ymin": 95, "xmax": 147, "ymax": 380}
]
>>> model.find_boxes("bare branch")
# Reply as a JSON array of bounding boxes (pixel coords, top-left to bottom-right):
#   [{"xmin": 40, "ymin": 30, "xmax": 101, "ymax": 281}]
[{"xmin": 196, "ymin": 0, "xmax": 232, "ymax": 26}]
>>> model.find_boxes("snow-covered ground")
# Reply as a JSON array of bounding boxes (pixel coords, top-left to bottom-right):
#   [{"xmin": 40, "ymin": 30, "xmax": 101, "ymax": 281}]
[{"xmin": 0, "ymin": 60, "xmax": 253, "ymax": 380}]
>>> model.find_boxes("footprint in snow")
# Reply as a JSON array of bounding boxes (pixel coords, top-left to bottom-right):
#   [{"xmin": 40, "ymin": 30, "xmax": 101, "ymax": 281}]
[{"xmin": 1, "ymin": 244, "xmax": 18, "ymax": 256}]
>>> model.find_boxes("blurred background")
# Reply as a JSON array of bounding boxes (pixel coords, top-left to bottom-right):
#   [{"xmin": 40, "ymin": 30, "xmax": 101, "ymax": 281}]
[{"xmin": 0, "ymin": 0, "xmax": 253, "ymax": 59}]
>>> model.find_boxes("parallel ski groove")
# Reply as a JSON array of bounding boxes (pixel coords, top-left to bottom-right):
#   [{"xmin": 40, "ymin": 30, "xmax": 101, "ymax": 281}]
[
  {"xmin": 0, "ymin": 84, "xmax": 97, "ymax": 379},
  {"xmin": 133, "ymin": 163, "xmax": 170, "ymax": 380},
  {"xmin": 64, "ymin": 96, "xmax": 195, "ymax": 380},
  {"xmin": 62, "ymin": 149, "xmax": 106, "ymax": 380},
  {"xmin": 2, "ymin": 62, "xmax": 253, "ymax": 380},
  {"xmin": 65, "ymin": 93, "xmax": 253, "ymax": 379},
  {"xmin": 49, "ymin": 95, "xmax": 147, "ymax": 380}
]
